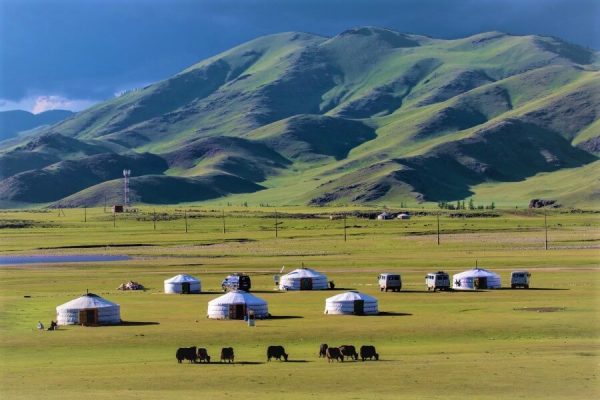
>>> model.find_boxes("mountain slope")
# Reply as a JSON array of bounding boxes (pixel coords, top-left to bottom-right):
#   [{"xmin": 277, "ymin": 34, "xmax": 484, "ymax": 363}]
[
  {"xmin": 0, "ymin": 110, "xmax": 74, "ymax": 141},
  {"xmin": 1, "ymin": 27, "xmax": 598, "ymax": 207}
]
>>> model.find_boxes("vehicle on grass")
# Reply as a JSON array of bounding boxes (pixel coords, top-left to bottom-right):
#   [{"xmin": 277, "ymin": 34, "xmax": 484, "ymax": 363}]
[
  {"xmin": 378, "ymin": 273, "xmax": 402, "ymax": 292},
  {"xmin": 511, "ymin": 271, "xmax": 531, "ymax": 289},
  {"xmin": 221, "ymin": 273, "xmax": 251, "ymax": 292},
  {"xmin": 425, "ymin": 271, "xmax": 451, "ymax": 291}
]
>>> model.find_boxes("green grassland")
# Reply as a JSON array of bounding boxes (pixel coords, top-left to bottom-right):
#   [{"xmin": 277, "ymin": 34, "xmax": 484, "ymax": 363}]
[{"xmin": 0, "ymin": 207, "xmax": 598, "ymax": 399}]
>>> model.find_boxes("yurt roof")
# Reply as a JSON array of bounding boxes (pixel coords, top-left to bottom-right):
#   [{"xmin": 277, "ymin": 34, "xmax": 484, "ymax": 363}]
[
  {"xmin": 326, "ymin": 291, "xmax": 378, "ymax": 303},
  {"xmin": 208, "ymin": 290, "xmax": 267, "ymax": 306},
  {"xmin": 282, "ymin": 268, "xmax": 325, "ymax": 279},
  {"xmin": 453, "ymin": 268, "xmax": 500, "ymax": 279},
  {"xmin": 164, "ymin": 274, "xmax": 200, "ymax": 284},
  {"xmin": 57, "ymin": 293, "xmax": 118, "ymax": 311}
]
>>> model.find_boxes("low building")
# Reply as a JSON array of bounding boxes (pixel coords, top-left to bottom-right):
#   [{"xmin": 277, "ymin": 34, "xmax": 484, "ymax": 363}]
[
  {"xmin": 56, "ymin": 293, "xmax": 120, "ymax": 326},
  {"xmin": 325, "ymin": 291, "xmax": 378, "ymax": 315},
  {"xmin": 207, "ymin": 290, "xmax": 269, "ymax": 319}
]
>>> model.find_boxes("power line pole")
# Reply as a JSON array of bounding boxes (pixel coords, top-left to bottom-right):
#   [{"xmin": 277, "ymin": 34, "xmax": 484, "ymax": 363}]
[
  {"xmin": 275, "ymin": 210, "xmax": 278, "ymax": 238},
  {"xmin": 437, "ymin": 213, "xmax": 440, "ymax": 246},
  {"xmin": 113, "ymin": 212, "xmax": 116, "ymax": 228},
  {"xmin": 153, "ymin": 209, "xmax": 156, "ymax": 231},
  {"xmin": 84, "ymin": 206, "xmax": 87, "ymax": 223},
  {"xmin": 343, "ymin": 213, "xmax": 347, "ymax": 242},
  {"xmin": 184, "ymin": 210, "xmax": 188, "ymax": 233},
  {"xmin": 544, "ymin": 210, "xmax": 548, "ymax": 250},
  {"xmin": 222, "ymin": 209, "xmax": 226, "ymax": 234}
]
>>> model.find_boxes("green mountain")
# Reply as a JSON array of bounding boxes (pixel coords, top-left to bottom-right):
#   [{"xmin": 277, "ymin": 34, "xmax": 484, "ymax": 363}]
[
  {"xmin": 0, "ymin": 27, "xmax": 598, "ymax": 207},
  {"xmin": 0, "ymin": 110, "xmax": 74, "ymax": 141}
]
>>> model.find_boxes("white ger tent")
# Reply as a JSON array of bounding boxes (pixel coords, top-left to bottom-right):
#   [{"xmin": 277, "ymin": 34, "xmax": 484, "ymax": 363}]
[
  {"xmin": 452, "ymin": 268, "xmax": 501, "ymax": 290},
  {"xmin": 278, "ymin": 267, "xmax": 328, "ymax": 290},
  {"xmin": 207, "ymin": 290, "xmax": 269, "ymax": 320},
  {"xmin": 325, "ymin": 291, "xmax": 379, "ymax": 315},
  {"xmin": 164, "ymin": 274, "xmax": 201, "ymax": 294},
  {"xmin": 56, "ymin": 293, "xmax": 120, "ymax": 326}
]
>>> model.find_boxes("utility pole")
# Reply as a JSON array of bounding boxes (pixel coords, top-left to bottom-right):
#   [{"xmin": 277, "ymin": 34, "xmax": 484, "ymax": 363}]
[
  {"xmin": 343, "ymin": 213, "xmax": 347, "ymax": 242},
  {"xmin": 103, "ymin": 195, "xmax": 107, "ymax": 213},
  {"xmin": 153, "ymin": 209, "xmax": 156, "ymax": 231},
  {"xmin": 275, "ymin": 210, "xmax": 278, "ymax": 238},
  {"xmin": 184, "ymin": 210, "xmax": 188, "ymax": 233},
  {"xmin": 84, "ymin": 206, "xmax": 87, "ymax": 223},
  {"xmin": 544, "ymin": 210, "xmax": 548, "ymax": 250},
  {"xmin": 222, "ymin": 209, "xmax": 226, "ymax": 234},
  {"xmin": 437, "ymin": 213, "xmax": 440, "ymax": 245},
  {"xmin": 113, "ymin": 212, "xmax": 116, "ymax": 228}
]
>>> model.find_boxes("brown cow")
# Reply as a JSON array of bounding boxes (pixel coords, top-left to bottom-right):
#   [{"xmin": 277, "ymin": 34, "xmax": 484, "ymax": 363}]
[
  {"xmin": 319, "ymin": 343, "xmax": 328, "ymax": 358},
  {"xmin": 326, "ymin": 347, "xmax": 344, "ymax": 363},
  {"xmin": 267, "ymin": 345, "xmax": 288, "ymax": 361},
  {"xmin": 197, "ymin": 347, "xmax": 211, "ymax": 363},
  {"xmin": 220, "ymin": 347, "xmax": 234, "ymax": 363},
  {"xmin": 360, "ymin": 345, "xmax": 379, "ymax": 361},
  {"xmin": 340, "ymin": 345, "xmax": 359, "ymax": 361},
  {"xmin": 176, "ymin": 346, "xmax": 197, "ymax": 363}
]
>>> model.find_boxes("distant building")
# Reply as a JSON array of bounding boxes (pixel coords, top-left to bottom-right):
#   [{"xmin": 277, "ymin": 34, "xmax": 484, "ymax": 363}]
[
  {"xmin": 397, "ymin": 213, "xmax": 411, "ymax": 220},
  {"xmin": 112, "ymin": 205, "xmax": 124, "ymax": 213},
  {"xmin": 377, "ymin": 212, "xmax": 392, "ymax": 220}
]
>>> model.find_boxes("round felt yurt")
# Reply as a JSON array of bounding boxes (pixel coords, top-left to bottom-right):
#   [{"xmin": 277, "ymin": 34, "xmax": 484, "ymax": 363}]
[
  {"xmin": 452, "ymin": 268, "xmax": 501, "ymax": 290},
  {"xmin": 207, "ymin": 290, "xmax": 269, "ymax": 320},
  {"xmin": 325, "ymin": 291, "xmax": 379, "ymax": 315},
  {"xmin": 164, "ymin": 274, "xmax": 201, "ymax": 294},
  {"xmin": 56, "ymin": 293, "xmax": 120, "ymax": 326},
  {"xmin": 278, "ymin": 267, "xmax": 328, "ymax": 290}
]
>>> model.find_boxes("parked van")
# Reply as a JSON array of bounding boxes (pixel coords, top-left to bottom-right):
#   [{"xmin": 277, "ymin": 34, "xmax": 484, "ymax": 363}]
[
  {"xmin": 221, "ymin": 273, "xmax": 252, "ymax": 292},
  {"xmin": 425, "ymin": 271, "xmax": 451, "ymax": 291},
  {"xmin": 510, "ymin": 271, "xmax": 531, "ymax": 289},
  {"xmin": 378, "ymin": 273, "xmax": 402, "ymax": 292}
]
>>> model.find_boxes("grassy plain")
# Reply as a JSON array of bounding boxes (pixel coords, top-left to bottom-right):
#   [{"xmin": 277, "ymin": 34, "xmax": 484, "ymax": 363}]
[{"xmin": 0, "ymin": 207, "xmax": 598, "ymax": 399}]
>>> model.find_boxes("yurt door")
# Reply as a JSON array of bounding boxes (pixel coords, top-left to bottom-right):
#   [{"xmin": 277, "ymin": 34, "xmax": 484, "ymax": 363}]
[
  {"xmin": 228, "ymin": 304, "xmax": 246, "ymax": 320},
  {"xmin": 300, "ymin": 278, "xmax": 313, "ymax": 290},
  {"xmin": 474, "ymin": 277, "xmax": 487, "ymax": 289},
  {"xmin": 181, "ymin": 282, "xmax": 191, "ymax": 294},
  {"xmin": 79, "ymin": 309, "xmax": 98, "ymax": 325},
  {"xmin": 354, "ymin": 300, "xmax": 365, "ymax": 315}
]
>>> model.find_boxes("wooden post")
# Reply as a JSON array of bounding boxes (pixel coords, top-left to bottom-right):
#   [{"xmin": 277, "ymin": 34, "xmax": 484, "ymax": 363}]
[
  {"xmin": 153, "ymin": 209, "xmax": 156, "ymax": 231},
  {"xmin": 113, "ymin": 212, "xmax": 116, "ymax": 228},
  {"xmin": 84, "ymin": 206, "xmax": 87, "ymax": 223},
  {"xmin": 103, "ymin": 195, "xmax": 107, "ymax": 213},
  {"xmin": 184, "ymin": 210, "xmax": 188, "ymax": 233},
  {"xmin": 275, "ymin": 210, "xmax": 278, "ymax": 238},
  {"xmin": 544, "ymin": 210, "xmax": 548, "ymax": 250},
  {"xmin": 437, "ymin": 213, "xmax": 440, "ymax": 245},
  {"xmin": 343, "ymin": 213, "xmax": 347, "ymax": 242},
  {"xmin": 222, "ymin": 209, "xmax": 226, "ymax": 234}
]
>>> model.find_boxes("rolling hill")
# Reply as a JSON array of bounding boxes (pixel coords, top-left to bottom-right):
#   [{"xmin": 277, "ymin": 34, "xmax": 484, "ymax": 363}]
[
  {"xmin": 0, "ymin": 110, "xmax": 74, "ymax": 141},
  {"xmin": 0, "ymin": 27, "xmax": 598, "ymax": 207}
]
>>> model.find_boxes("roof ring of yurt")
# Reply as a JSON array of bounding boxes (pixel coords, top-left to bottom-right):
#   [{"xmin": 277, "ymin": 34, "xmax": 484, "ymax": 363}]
[
  {"xmin": 56, "ymin": 292, "xmax": 121, "ymax": 326},
  {"xmin": 207, "ymin": 290, "xmax": 269, "ymax": 320},
  {"xmin": 164, "ymin": 274, "xmax": 201, "ymax": 294}
]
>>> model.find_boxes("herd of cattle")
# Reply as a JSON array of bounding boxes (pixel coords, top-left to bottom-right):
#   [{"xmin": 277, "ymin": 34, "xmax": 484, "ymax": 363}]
[{"xmin": 176, "ymin": 344, "xmax": 378, "ymax": 363}]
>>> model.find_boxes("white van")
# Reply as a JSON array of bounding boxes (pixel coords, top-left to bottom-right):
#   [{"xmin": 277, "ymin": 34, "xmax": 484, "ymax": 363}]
[
  {"xmin": 510, "ymin": 271, "xmax": 531, "ymax": 289},
  {"xmin": 378, "ymin": 273, "xmax": 402, "ymax": 292},
  {"xmin": 425, "ymin": 271, "xmax": 451, "ymax": 291}
]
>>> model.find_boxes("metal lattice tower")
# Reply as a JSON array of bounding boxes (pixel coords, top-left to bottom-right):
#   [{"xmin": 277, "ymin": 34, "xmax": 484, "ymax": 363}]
[{"xmin": 123, "ymin": 169, "xmax": 131, "ymax": 207}]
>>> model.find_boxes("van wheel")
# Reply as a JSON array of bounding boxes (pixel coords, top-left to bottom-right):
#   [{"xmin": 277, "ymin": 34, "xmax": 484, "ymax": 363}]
[
  {"xmin": 511, "ymin": 284, "xmax": 515, "ymax": 289},
  {"xmin": 525, "ymin": 285, "xmax": 529, "ymax": 289}
]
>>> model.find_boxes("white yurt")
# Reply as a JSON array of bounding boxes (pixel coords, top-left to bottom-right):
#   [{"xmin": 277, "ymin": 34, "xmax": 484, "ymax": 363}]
[
  {"xmin": 207, "ymin": 290, "xmax": 269, "ymax": 320},
  {"xmin": 325, "ymin": 291, "xmax": 379, "ymax": 315},
  {"xmin": 278, "ymin": 267, "xmax": 328, "ymax": 290},
  {"xmin": 56, "ymin": 293, "xmax": 121, "ymax": 326},
  {"xmin": 164, "ymin": 274, "xmax": 201, "ymax": 294},
  {"xmin": 452, "ymin": 268, "xmax": 501, "ymax": 290}
]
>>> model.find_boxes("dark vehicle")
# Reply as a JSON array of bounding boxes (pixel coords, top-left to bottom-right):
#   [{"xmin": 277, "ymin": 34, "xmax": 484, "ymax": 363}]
[{"xmin": 221, "ymin": 273, "xmax": 251, "ymax": 292}]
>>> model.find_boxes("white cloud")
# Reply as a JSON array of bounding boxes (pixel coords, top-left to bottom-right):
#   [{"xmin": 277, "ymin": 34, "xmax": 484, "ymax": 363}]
[{"xmin": 0, "ymin": 95, "xmax": 98, "ymax": 114}]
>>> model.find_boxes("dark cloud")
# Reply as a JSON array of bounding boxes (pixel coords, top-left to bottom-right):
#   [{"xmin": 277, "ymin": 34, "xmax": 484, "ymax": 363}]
[{"xmin": 0, "ymin": 0, "xmax": 598, "ymax": 108}]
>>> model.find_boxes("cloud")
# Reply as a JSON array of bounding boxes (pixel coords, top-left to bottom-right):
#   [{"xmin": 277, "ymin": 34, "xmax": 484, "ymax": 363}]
[{"xmin": 0, "ymin": 96, "xmax": 97, "ymax": 114}]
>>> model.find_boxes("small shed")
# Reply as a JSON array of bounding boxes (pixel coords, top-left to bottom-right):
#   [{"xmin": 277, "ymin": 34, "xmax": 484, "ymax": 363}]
[
  {"xmin": 452, "ymin": 267, "xmax": 501, "ymax": 290},
  {"xmin": 112, "ymin": 205, "xmax": 124, "ymax": 213},
  {"xmin": 325, "ymin": 291, "xmax": 378, "ymax": 315},
  {"xmin": 278, "ymin": 267, "xmax": 328, "ymax": 291},
  {"xmin": 207, "ymin": 290, "xmax": 269, "ymax": 320},
  {"xmin": 164, "ymin": 274, "xmax": 201, "ymax": 294},
  {"xmin": 56, "ymin": 293, "xmax": 120, "ymax": 326}
]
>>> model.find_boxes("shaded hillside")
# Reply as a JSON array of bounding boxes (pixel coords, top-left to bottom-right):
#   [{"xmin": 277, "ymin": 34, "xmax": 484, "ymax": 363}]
[
  {"xmin": 0, "ymin": 27, "xmax": 598, "ymax": 207},
  {"xmin": 0, "ymin": 110, "xmax": 74, "ymax": 141}
]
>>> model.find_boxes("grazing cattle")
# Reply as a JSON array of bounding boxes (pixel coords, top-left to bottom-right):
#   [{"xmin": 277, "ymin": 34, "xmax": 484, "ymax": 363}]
[
  {"xmin": 340, "ymin": 345, "xmax": 359, "ymax": 361},
  {"xmin": 319, "ymin": 343, "xmax": 328, "ymax": 358},
  {"xmin": 197, "ymin": 348, "xmax": 211, "ymax": 363},
  {"xmin": 326, "ymin": 347, "xmax": 344, "ymax": 363},
  {"xmin": 360, "ymin": 345, "xmax": 379, "ymax": 361},
  {"xmin": 220, "ymin": 347, "xmax": 235, "ymax": 363},
  {"xmin": 267, "ymin": 345, "xmax": 288, "ymax": 362},
  {"xmin": 176, "ymin": 346, "xmax": 197, "ymax": 363}
]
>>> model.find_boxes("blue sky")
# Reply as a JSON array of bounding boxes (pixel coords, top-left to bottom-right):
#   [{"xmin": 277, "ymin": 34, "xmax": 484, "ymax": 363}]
[{"xmin": 0, "ymin": 0, "xmax": 598, "ymax": 113}]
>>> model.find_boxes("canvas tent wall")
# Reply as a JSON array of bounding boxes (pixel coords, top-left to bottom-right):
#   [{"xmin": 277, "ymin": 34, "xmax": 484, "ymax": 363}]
[
  {"xmin": 452, "ymin": 268, "xmax": 501, "ymax": 290},
  {"xmin": 278, "ymin": 267, "xmax": 328, "ymax": 291},
  {"xmin": 164, "ymin": 274, "xmax": 201, "ymax": 294},
  {"xmin": 325, "ymin": 291, "xmax": 378, "ymax": 315},
  {"xmin": 56, "ymin": 293, "xmax": 120, "ymax": 326},
  {"xmin": 207, "ymin": 290, "xmax": 269, "ymax": 320}
]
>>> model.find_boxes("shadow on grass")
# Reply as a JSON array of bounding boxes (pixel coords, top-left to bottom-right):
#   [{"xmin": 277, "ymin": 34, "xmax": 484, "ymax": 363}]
[
  {"xmin": 267, "ymin": 315, "xmax": 303, "ymax": 320},
  {"xmin": 377, "ymin": 312, "xmax": 412, "ymax": 317},
  {"xmin": 497, "ymin": 287, "xmax": 569, "ymax": 291},
  {"xmin": 119, "ymin": 321, "xmax": 160, "ymax": 326},
  {"xmin": 280, "ymin": 360, "xmax": 312, "ymax": 363},
  {"xmin": 324, "ymin": 287, "xmax": 356, "ymax": 292}
]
